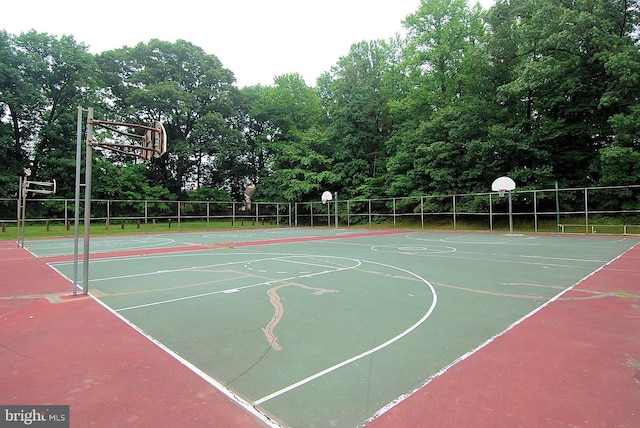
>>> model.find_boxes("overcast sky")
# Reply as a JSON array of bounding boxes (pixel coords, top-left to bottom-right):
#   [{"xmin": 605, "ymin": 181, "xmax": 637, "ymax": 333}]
[{"xmin": 3, "ymin": 0, "xmax": 494, "ymax": 87}]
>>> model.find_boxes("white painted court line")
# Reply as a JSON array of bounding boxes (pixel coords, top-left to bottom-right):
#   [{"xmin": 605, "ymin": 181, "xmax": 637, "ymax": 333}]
[
  {"xmin": 88, "ymin": 294, "xmax": 283, "ymax": 428},
  {"xmin": 253, "ymin": 260, "xmax": 438, "ymax": 406},
  {"xmin": 366, "ymin": 240, "xmax": 640, "ymax": 424},
  {"xmin": 114, "ymin": 255, "xmax": 362, "ymax": 312}
]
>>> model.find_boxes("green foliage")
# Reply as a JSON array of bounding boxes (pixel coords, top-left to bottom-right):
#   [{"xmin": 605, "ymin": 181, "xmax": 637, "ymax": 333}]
[
  {"xmin": 319, "ymin": 40, "xmax": 397, "ymax": 198},
  {"xmin": 0, "ymin": 30, "xmax": 96, "ymax": 198},
  {"xmin": 595, "ymin": 145, "xmax": 640, "ymax": 186},
  {"xmin": 95, "ymin": 39, "xmax": 239, "ymax": 197},
  {"xmin": 1, "ymin": 0, "xmax": 639, "ymax": 206},
  {"xmin": 187, "ymin": 187, "xmax": 232, "ymax": 202}
]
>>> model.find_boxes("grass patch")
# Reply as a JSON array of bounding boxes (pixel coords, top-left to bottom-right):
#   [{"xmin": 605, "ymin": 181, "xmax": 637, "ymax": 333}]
[{"xmin": 0, "ymin": 219, "xmax": 285, "ymax": 241}]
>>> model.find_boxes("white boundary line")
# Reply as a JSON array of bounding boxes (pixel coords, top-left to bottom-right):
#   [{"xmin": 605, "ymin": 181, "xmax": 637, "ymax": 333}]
[
  {"xmin": 88, "ymin": 293, "xmax": 284, "ymax": 428},
  {"xmin": 254, "ymin": 260, "xmax": 438, "ymax": 405},
  {"xmin": 61, "ymin": 251, "xmax": 438, "ymax": 414},
  {"xmin": 365, "ymin": 240, "xmax": 640, "ymax": 424},
  {"xmin": 113, "ymin": 255, "xmax": 362, "ymax": 312}
]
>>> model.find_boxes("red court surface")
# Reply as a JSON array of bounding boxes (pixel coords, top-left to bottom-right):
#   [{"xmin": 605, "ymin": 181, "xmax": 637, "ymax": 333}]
[
  {"xmin": 1, "ymin": 236, "xmax": 639, "ymax": 427},
  {"xmin": 0, "ymin": 241, "xmax": 271, "ymax": 427},
  {"xmin": 369, "ymin": 241, "xmax": 640, "ymax": 427}
]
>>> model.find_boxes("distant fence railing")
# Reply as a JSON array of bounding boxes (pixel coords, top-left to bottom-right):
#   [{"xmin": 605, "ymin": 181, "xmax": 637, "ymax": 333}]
[
  {"xmin": 294, "ymin": 185, "xmax": 640, "ymax": 234},
  {"xmin": 2, "ymin": 184, "xmax": 640, "ymax": 235},
  {"xmin": 0, "ymin": 199, "xmax": 292, "ymax": 232}
]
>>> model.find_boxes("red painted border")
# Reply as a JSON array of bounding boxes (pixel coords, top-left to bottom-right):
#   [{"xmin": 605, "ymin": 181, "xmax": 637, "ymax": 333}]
[
  {"xmin": 0, "ymin": 241, "xmax": 272, "ymax": 427},
  {"xmin": 368, "ymin": 242, "xmax": 640, "ymax": 427}
]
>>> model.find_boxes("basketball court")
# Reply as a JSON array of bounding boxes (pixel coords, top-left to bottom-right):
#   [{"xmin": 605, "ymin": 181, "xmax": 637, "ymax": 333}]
[{"xmin": 2, "ymin": 228, "xmax": 639, "ymax": 427}]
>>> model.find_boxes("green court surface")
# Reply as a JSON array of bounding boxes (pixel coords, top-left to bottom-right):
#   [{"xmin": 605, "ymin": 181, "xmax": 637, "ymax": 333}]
[{"xmin": 35, "ymin": 229, "xmax": 639, "ymax": 428}]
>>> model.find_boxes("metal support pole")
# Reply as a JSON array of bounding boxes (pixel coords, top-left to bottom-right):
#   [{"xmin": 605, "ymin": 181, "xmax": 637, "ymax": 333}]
[
  {"xmin": 489, "ymin": 193, "xmax": 493, "ymax": 231},
  {"xmin": 17, "ymin": 177, "xmax": 22, "ymax": 245},
  {"xmin": 232, "ymin": 201, "xmax": 236, "ymax": 227},
  {"xmin": 453, "ymin": 195, "xmax": 457, "ymax": 231},
  {"xmin": 508, "ymin": 191, "xmax": 514, "ymax": 235},
  {"xmin": 334, "ymin": 192, "xmax": 338, "ymax": 228},
  {"xmin": 533, "ymin": 190, "xmax": 538, "ymax": 232},
  {"xmin": 393, "ymin": 198, "xmax": 396, "ymax": 228},
  {"xmin": 20, "ymin": 180, "xmax": 27, "ymax": 248},
  {"xmin": 555, "ymin": 181, "xmax": 561, "ymax": 233},
  {"xmin": 73, "ymin": 106, "xmax": 83, "ymax": 295},
  {"xmin": 584, "ymin": 188, "xmax": 589, "ymax": 235},
  {"xmin": 327, "ymin": 200, "xmax": 330, "ymax": 226},
  {"xmin": 82, "ymin": 108, "xmax": 94, "ymax": 294},
  {"xmin": 420, "ymin": 196, "xmax": 424, "ymax": 230}
]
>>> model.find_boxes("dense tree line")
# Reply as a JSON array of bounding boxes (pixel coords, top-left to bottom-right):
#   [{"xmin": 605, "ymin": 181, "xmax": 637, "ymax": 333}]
[{"xmin": 1, "ymin": 0, "xmax": 639, "ymax": 205}]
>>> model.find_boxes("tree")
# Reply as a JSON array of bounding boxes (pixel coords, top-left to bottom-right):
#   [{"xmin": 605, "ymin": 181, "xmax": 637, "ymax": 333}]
[
  {"xmin": 96, "ymin": 39, "xmax": 240, "ymax": 198},
  {"xmin": 0, "ymin": 30, "xmax": 95, "ymax": 198},
  {"xmin": 386, "ymin": 0, "xmax": 490, "ymax": 195},
  {"xmin": 0, "ymin": 30, "xmax": 24, "ymax": 196},
  {"xmin": 318, "ymin": 39, "xmax": 398, "ymax": 198},
  {"xmin": 496, "ymin": 0, "xmax": 640, "ymax": 186},
  {"xmin": 237, "ymin": 85, "xmax": 275, "ymax": 188},
  {"xmin": 252, "ymin": 74, "xmax": 338, "ymax": 201}
]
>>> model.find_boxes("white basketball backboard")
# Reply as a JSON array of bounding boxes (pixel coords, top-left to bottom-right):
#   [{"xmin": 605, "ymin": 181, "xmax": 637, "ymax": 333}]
[{"xmin": 491, "ymin": 176, "xmax": 516, "ymax": 192}]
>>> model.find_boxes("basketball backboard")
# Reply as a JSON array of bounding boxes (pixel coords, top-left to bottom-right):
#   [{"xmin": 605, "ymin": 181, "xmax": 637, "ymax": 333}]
[
  {"xmin": 491, "ymin": 176, "xmax": 516, "ymax": 192},
  {"xmin": 143, "ymin": 121, "xmax": 167, "ymax": 160}
]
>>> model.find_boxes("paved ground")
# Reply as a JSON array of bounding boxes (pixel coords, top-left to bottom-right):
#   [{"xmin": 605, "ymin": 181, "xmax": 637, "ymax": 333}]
[{"xmin": 1, "ymin": 233, "xmax": 639, "ymax": 427}]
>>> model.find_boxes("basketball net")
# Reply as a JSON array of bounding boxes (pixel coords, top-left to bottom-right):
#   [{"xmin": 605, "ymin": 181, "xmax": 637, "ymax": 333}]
[{"xmin": 498, "ymin": 189, "xmax": 506, "ymax": 197}]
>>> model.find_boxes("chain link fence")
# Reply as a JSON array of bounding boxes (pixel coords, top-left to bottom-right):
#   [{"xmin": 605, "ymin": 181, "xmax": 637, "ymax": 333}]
[
  {"xmin": 2, "ymin": 185, "xmax": 640, "ymax": 236},
  {"xmin": 294, "ymin": 185, "xmax": 640, "ymax": 234}
]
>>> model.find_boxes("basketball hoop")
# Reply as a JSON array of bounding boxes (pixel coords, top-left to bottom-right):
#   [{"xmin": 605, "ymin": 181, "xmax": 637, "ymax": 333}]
[
  {"xmin": 491, "ymin": 176, "xmax": 517, "ymax": 234},
  {"xmin": 142, "ymin": 121, "xmax": 167, "ymax": 160},
  {"xmin": 321, "ymin": 191, "xmax": 333, "ymax": 205},
  {"xmin": 73, "ymin": 107, "xmax": 169, "ymax": 296},
  {"xmin": 89, "ymin": 119, "xmax": 167, "ymax": 160}
]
